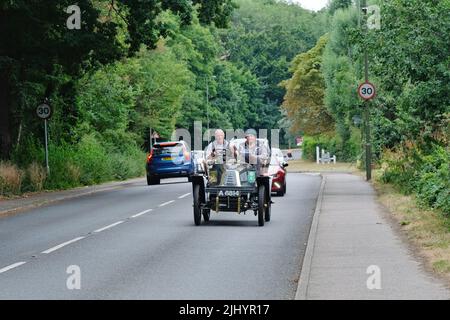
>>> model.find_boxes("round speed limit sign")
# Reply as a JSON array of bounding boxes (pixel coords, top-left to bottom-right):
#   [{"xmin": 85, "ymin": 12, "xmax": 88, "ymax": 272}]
[
  {"xmin": 358, "ymin": 82, "xmax": 376, "ymax": 100},
  {"xmin": 36, "ymin": 103, "xmax": 52, "ymax": 120}
]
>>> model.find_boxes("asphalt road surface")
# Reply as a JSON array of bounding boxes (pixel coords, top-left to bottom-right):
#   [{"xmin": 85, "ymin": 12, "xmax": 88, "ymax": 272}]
[{"xmin": 0, "ymin": 173, "xmax": 321, "ymax": 299}]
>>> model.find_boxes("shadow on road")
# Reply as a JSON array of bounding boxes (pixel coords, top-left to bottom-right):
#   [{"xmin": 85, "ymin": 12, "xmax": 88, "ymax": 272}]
[{"xmin": 198, "ymin": 219, "xmax": 261, "ymax": 227}]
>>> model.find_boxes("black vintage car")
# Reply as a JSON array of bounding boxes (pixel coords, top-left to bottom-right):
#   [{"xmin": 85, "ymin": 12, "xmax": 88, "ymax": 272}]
[{"xmin": 190, "ymin": 139, "xmax": 272, "ymax": 226}]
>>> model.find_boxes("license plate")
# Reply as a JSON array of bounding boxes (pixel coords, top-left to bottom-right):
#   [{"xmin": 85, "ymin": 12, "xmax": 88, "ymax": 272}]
[
  {"xmin": 218, "ymin": 190, "xmax": 240, "ymax": 197},
  {"xmin": 163, "ymin": 157, "xmax": 173, "ymax": 161}
]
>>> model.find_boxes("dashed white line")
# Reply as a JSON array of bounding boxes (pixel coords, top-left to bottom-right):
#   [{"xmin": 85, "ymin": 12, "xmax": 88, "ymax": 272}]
[
  {"xmin": 42, "ymin": 237, "xmax": 85, "ymax": 254},
  {"xmin": 178, "ymin": 193, "xmax": 191, "ymax": 199},
  {"xmin": 93, "ymin": 221, "xmax": 124, "ymax": 233},
  {"xmin": 0, "ymin": 261, "xmax": 27, "ymax": 274},
  {"xmin": 131, "ymin": 209, "xmax": 153, "ymax": 218},
  {"xmin": 159, "ymin": 200, "xmax": 175, "ymax": 207}
]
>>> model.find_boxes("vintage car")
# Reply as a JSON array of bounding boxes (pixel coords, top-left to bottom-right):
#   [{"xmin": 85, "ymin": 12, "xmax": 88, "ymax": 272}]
[{"xmin": 190, "ymin": 138, "xmax": 272, "ymax": 226}]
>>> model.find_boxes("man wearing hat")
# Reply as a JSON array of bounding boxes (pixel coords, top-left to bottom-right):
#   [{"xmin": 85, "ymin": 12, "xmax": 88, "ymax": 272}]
[{"xmin": 236, "ymin": 129, "xmax": 270, "ymax": 168}]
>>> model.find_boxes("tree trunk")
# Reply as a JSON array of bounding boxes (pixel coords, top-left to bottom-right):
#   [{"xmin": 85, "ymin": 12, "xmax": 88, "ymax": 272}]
[{"xmin": 0, "ymin": 66, "xmax": 12, "ymax": 159}]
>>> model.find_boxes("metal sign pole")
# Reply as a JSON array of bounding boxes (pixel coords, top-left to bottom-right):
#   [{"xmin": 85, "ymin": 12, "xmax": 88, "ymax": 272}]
[
  {"xmin": 44, "ymin": 119, "xmax": 50, "ymax": 174},
  {"xmin": 206, "ymin": 76, "xmax": 210, "ymax": 142},
  {"xmin": 362, "ymin": 0, "xmax": 372, "ymax": 181},
  {"xmin": 36, "ymin": 100, "xmax": 52, "ymax": 175}
]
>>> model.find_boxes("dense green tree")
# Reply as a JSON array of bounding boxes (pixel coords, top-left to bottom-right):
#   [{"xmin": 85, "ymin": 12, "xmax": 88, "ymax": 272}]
[
  {"xmin": 366, "ymin": 0, "xmax": 450, "ymax": 149},
  {"xmin": 280, "ymin": 35, "xmax": 335, "ymax": 136},
  {"xmin": 328, "ymin": 0, "xmax": 353, "ymax": 15},
  {"xmin": 0, "ymin": 0, "xmax": 236, "ymax": 159},
  {"xmin": 322, "ymin": 7, "xmax": 361, "ymax": 157},
  {"xmin": 221, "ymin": 0, "xmax": 329, "ymax": 135}
]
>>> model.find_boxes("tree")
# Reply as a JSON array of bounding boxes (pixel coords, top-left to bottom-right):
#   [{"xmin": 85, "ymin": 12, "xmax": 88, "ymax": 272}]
[
  {"xmin": 193, "ymin": 0, "xmax": 237, "ymax": 28},
  {"xmin": 0, "ymin": 0, "xmax": 236, "ymax": 159},
  {"xmin": 280, "ymin": 35, "xmax": 335, "ymax": 136},
  {"xmin": 322, "ymin": 7, "xmax": 360, "ymax": 156},
  {"xmin": 366, "ymin": 0, "xmax": 450, "ymax": 150},
  {"xmin": 221, "ymin": 0, "xmax": 330, "ymax": 135},
  {"xmin": 328, "ymin": 0, "xmax": 353, "ymax": 15}
]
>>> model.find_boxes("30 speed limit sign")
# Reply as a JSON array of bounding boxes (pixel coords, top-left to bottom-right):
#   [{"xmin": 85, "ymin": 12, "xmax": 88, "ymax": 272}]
[
  {"xmin": 36, "ymin": 103, "xmax": 52, "ymax": 120},
  {"xmin": 358, "ymin": 82, "xmax": 376, "ymax": 100}
]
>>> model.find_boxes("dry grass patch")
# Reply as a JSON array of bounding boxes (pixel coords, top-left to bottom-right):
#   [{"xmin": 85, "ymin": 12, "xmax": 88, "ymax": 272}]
[
  {"xmin": 27, "ymin": 162, "xmax": 47, "ymax": 192},
  {"xmin": 286, "ymin": 159, "xmax": 358, "ymax": 173},
  {"xmin": 0, "ymin": 162, "xmax": 23, "ymax": 195},
  {"xmin": 372, "ymin": 170, "xmax": 450, "ymax": 283}
]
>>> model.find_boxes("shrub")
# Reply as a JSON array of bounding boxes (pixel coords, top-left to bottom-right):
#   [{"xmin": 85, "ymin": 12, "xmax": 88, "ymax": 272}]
[
  {"xmin": 381, "ymin": 143, "xmax": 450, "ymax": 215},
  {"xmin": 74, "ymin": 134, "xmax": 114, "ymax": 185},
  {"xmin": 44, "ymin": 143, "xmax": 80, "ymax": 189},
  {"xmin": 302, "ymin": 135, "xmax": 338, "ymax": 161},
  {"xmin": 110, "ymin": 144, "xmax": 146, "ymax": 180},
  {"xmin": 0, "ymin": 162, "xmax": 23, "ymax": 195},
  {"xmin": 27, "ymin": 162, "xmax": 47, "ymax": 192}
]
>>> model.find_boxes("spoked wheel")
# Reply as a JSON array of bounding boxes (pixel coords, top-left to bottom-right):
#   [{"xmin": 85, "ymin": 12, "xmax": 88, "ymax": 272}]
[
  {"xmin": 258, "ymin": 184, "xmax": 266, "ymax": 227},
  {"xmin": 265, "ymin": 195, "xmax": 271, "ymax": 222},
  {"xmin": 202, "ymin": 209, "xmax": 211, "ymax": 222},
  {"xmin": 193, "ymin": 184, "xmax": 202, "ymax": 226}
]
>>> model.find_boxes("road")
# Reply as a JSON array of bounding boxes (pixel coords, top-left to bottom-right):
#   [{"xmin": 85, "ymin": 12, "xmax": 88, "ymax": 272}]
[{"xmin": 0, "ymin": 173, "xmax": 321, "ymax": 299}]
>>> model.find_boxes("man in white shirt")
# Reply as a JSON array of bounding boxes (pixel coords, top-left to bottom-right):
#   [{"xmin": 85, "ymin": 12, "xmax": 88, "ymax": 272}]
[{"xmin": 205, "ymin": 129, "xmax": 231, "ymax": 163}]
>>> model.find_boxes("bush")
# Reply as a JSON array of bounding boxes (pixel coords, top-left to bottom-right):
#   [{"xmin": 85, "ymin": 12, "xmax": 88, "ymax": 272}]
[
  {"xmin": 302, "ymin": 135, "xmax": 338, "ymax": 161},
  {"xmin": 44, "ymin": 143, "xmax": 80, "ymax": 189},
  {"xmin": 302, "ymin": 131, "xmax": 361, "ymax": 162},
  {"xmin": 27, "ymin": 162, "xmax": 47, "ymax": 192},
  {"xmin": 381, "ymin": 143, "xmax": 450, "ymax": 215},
  {"xmin": 0, "ymin": 162, "xmax": 23, "ymax": 195},
  {"xmin": 74, "ymin": 134, "xmax": 114, "ymax": 185},
  {"xmin": 110, "ymin": 144, "xmax": 146, "ymax": 180},
  {"xmin": 10, "ymin": 135, "xmax": 44, "ymax": 168},
  {"xmin": 3, "ymin": 134, "xmax": 145, "ymax": 194}
]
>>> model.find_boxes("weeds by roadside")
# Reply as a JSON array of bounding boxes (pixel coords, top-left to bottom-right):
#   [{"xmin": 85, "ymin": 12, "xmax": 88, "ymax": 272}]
[
  {"xmin": 0, "ymin": 162, "xmax": 23, "ymax": 195},
  {"xmin": 372, "ymin": 169, "xmax": 450, "ymax": 284}
]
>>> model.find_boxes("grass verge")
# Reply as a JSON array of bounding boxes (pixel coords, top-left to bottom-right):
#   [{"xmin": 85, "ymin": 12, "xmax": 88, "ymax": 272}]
[
  {"xmin": 286, "ymin": 159, "xmax": 358, "ymax": 173},
  {"xmin": 371, "ymin": 169, "xmax": 450, "ymax": 284}
]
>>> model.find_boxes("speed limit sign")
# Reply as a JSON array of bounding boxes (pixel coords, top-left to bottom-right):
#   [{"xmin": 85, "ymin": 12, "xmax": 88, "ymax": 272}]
[
  {"xmin": 36, "ymin": 103, "xmax": 52, "ymax": 120},
  {"xmin": 358, "ymin": 82, "xmax": 376, "ymax": 100}
]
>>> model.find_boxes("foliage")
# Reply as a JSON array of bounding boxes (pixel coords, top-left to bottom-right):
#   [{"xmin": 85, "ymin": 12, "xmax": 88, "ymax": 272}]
[
  {"xmin": 0, "ymin": 162, "xmax": 23, "ymax": 195},
  {"xmin": 381, "ymin": 143, "xmax": 450, "ymax": 215},
  {"xmin": 221, "ymin": 0, "xmax": 329, "ymax": 141},
  {"xmin": 301, "ymin": 130, "xmax": 361, "ymax": 162},
  {"xmin": 280, "ymin": 35, "xmax": 335, "ymax": 136}
]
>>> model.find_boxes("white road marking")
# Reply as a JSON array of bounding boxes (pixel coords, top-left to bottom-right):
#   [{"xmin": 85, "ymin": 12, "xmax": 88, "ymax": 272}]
[
  {"xmin": 131, "ymin": 209, "xmax": 153, "ymax": 218},
  {"xmin": 159, "ymin": 200, "xmax": 175, "ymax": 207},
  {"xmin": 42, "ymin": 237, "xmax": 85, "ymax": 254},
  {"xmin": 178, "ymin": 193, "xmax": 191, "ymax": 199},
  {"xmin": 0, "ymin": 261, "xmax": 27, "ymax": 274},
  {"xmin": 93, "ymin": 221, "xmax": 124, "ymax": 233}
]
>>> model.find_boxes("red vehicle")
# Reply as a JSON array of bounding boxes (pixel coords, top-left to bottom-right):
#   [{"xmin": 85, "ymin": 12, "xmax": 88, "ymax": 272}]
[{"xmin": 268, "ymin": 156, "xmax": 287, "ymax": 196}]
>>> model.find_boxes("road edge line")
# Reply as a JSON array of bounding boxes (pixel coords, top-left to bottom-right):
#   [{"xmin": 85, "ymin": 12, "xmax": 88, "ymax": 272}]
[
  {"xmin": 0, "ymin": 177, "xmax": 145, "ymax": 218},
  {"xmin": 295, "ymin": 174, "xmax": 326, "ymax": 300}
]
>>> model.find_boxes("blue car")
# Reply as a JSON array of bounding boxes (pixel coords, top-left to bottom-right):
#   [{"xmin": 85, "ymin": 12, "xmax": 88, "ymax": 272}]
[{"xmin": 146, "ymin": 141, "xmax": 194, "ymax": 185}]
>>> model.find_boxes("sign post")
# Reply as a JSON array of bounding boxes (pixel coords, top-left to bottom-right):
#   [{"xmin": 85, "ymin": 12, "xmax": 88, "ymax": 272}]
[
  {"xmin": 359, "ymin": 0, "xmax": 374, "ymax": 181},
  {"xmin": 36, "ymin": 102, "xmax": 52, "ymax": 174}
]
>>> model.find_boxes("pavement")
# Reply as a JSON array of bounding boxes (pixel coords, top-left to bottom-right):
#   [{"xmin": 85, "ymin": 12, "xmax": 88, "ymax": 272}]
[
  {"xmin": 0, "ymin": 174, "xmax": 321, "ymax": 299},
  {"xmin": 296, "ymin": 173, "xmax": 450, "ymax": 300}
]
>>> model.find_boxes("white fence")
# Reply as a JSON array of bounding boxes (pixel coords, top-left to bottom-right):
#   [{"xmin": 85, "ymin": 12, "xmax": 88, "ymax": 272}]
[{"xmin": 316, "ymin": 146, "xmax": 336, "ymax": 164}]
